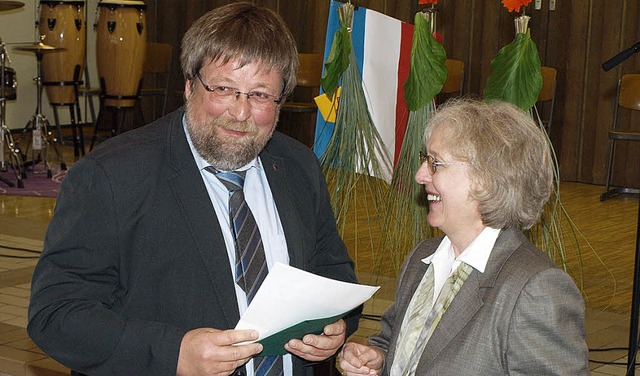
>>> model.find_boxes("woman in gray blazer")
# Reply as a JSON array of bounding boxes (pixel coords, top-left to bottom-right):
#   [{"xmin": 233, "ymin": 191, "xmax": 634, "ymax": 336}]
[{"xmin": 338, "ymin": 98, "xmax": 589, "ymax": 375}]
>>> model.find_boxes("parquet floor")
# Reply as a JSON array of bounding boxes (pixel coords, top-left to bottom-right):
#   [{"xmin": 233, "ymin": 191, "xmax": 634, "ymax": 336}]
[{"xmin": 0, "ymin": 143, "xmax": 638, "ymax": 375}]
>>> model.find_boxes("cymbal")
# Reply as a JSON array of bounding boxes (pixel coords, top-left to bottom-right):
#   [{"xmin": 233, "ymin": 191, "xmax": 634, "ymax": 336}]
[
  {"xmin": 13, "ymin": 42, "xmax": 64, "ymax": 53},
  {"xmin": 0, "ymin": 1, "xmax": 24, "ymax": 11}
]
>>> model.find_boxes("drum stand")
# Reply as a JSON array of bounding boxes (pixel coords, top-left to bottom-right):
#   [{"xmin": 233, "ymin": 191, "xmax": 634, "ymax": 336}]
[
  {"xmin": 0, "ymin": 101, "xmax": 24, "ymax": 188},
  {"xmin": 89, "ymin": 77, "xmax": 144, "ymax": 151},
  {"xmin": 47, "ymin": 64, "xmax": 86, "ymax": 158},
  {"xmin": 0, "ymin": 38, "xmax": 24, "ymax": 188},
  {"xmin": 20, "ymin": 49, "xmax": 66, "ymax": 178}
]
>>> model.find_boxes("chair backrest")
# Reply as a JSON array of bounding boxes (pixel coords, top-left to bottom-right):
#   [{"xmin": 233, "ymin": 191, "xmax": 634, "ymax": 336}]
[
  {"xmin": 296, "ymin": 53, "xmax": 323, "ymax": 88},
  {"xmin": 538, "ymin": 66, "xmax": 557, "ymax": 102},
  {"xmin": 441, "ymin": 59, "xmax": 464, "ymax": 95},
  {"xmin": 619, "ymin": 74, "xmax": 640, "ymax": 111},
  {"xmin": 535, "ymin": 66, "xmax": 557, "ymax": 133}
]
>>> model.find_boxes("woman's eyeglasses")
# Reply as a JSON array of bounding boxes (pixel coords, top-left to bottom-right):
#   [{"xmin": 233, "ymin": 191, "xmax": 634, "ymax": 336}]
[{"xmin": 419, "ymin": 151, "xmax": 468, "ymax": 175}]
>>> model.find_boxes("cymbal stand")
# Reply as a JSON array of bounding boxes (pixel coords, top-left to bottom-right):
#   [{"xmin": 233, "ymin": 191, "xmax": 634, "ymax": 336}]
[
  {"xmin": 0, "ymin": 38, "xmax": 23, "ymax": 188},
  {"xmin": 21, "ymin": 50, "xmax": 66, "ymax": 178}
]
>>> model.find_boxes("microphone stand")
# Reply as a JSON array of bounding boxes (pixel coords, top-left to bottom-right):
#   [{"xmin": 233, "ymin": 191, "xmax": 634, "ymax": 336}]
[
  {"xmin": 603, "ymin": 42, "xmax": 640, "ymax": 72},
  {"xmin": 602, "ymin": 41, "xmax": 640, "ymax": 375},
  {"xmin": 629, "ymin": 206, "xmax": 640, "ymax": 375}
]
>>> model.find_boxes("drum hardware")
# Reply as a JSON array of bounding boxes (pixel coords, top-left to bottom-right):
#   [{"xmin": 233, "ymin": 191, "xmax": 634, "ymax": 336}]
[
  {"xmin": 89, "ymin": 76, "xmax": 143, "ymax": 151},
  {"xmin": 47, "ymin": 64, "xmax": 85, "ymax": 157},
  {"xmin": 0, "ymin": 37, "xmax": 24, "ymax": 188},
  {"xmin": 0, "ymin": 1, "xmax": 24, "ymax": 12},
  {"xmin": 13, "ymin": 41, "xmax": 67, "ymax": 178}
]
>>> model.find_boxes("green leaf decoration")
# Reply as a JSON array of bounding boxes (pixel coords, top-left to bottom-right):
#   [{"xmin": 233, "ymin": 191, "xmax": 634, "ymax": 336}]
[
  {"xmin": 403, "ymin": 12, "xmax": 447, "ymax": 111},
  {"xmin": 320, "ymin": 3, "xmax": 353, "ymax": 98},
  {"xmin": 318, "ymin": 2, "xmax": 392, "ymax": 274},
  {"xmin": 483, "ymin": 29, "xmax": 542, "ymax": 111},
  {"xmin": 379, "ymin": 10, "xmax": 445, "ymax": 273}
]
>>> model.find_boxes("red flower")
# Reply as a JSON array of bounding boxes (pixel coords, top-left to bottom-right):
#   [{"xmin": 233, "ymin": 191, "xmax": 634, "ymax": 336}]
[
  {"xmin": 501, "ymin": 0, "xmax": 532, "ymax": 13},
  {"xmin": 419, "ymin": 0, "xmax": 437, "ymax": 4}
]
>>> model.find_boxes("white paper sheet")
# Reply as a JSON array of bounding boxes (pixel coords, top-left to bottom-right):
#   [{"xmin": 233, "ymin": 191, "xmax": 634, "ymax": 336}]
[{"xmin": 235, "ymin": 262, "xmax": 379, "ymax": 340}]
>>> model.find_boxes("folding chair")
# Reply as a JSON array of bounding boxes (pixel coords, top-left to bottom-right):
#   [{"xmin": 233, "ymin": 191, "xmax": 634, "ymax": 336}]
[{"xmin": 600, "ymin": 73, "xmax": 640, "ymax": 201}]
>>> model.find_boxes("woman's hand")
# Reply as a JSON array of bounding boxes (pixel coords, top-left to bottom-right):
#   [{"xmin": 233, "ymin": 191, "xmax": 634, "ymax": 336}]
[{"xmin": 338, "ymin": 342, "xmax": 385, "ymax": 376}]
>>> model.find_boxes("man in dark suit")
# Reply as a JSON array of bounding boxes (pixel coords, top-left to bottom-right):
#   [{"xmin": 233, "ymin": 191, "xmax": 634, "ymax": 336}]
[{"xmin": 27, "ymin": 3, "xmax": 359, "ymax": 376}]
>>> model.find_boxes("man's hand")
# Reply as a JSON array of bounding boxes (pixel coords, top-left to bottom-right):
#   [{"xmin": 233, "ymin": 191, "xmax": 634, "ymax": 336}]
[
  {"xmin": 338, "ymin": 342, "xmax": 385, "ymax": 376},
  {"xmin": 177, "ymin": 328, "xmax": 263, "ymax": 376},
  {"xmin": 284, "ymin": 319, "xmax": 347, "ymax": 362}
]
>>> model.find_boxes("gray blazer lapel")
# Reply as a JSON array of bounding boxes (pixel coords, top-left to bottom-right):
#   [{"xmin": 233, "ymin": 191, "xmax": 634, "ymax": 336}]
[
  {"xmin": 418, "ymin": 271, "xmax": 483, "ymax": 370},
  {"xmin": 384, "ymin": 246, "xmax": 432, "ymax": 370},
  {"xmin": 166, "ymin": 112, "xmax": 239, "ymax": 327}
]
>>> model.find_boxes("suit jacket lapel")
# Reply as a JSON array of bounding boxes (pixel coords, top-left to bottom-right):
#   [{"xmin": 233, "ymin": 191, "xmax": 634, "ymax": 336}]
[
  {"xmin": 260, "ymin": 140, "xmax": 304, "ymax": 269},
  {"xmin": 418, "ymin": 271, "xmax": 483, "ymax": 370},
  {"xmin": 165, "ymin": 110, "xmax": 239, "ymax": 327},
  {"xmin": 383, "ymin": 243, "xmax": 433, "ymax": 369}
]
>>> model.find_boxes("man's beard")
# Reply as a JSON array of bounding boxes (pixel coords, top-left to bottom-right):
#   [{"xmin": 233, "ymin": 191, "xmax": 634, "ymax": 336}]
[{"xmin": 185, "ymin": 101, "xmax": 277, "ymax": 171}]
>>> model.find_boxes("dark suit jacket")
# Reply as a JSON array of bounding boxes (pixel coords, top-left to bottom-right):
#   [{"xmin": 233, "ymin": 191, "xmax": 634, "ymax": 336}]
[
  {"xmin": 369, "ymin": 228, "xmax": 589, "ymax": 375},
  {"xmin": 27, "ymin": 108, "xmax": 359, "ymax": 375}
]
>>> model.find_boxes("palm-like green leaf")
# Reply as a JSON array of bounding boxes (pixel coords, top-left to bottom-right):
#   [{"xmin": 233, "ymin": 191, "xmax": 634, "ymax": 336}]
[
  {"xmin": 320, "ymin": 4, "xmax": 353, "ymax": 98},
  {"xmin": 483, "ymin": 30, "xmax": 542, "ymax": 111},
  {"xmin": 403, "ymin": 12, "xmax": 447, "ymax": 111}
]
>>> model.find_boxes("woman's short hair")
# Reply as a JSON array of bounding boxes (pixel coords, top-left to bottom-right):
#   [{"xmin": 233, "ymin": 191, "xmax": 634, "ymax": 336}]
[
  {"xmin": 180, "ymin": 2, "xmax": 299, "ymax": 98},
  {"xmin": 425, "ymin": 98, "xmax": 554, "ymax": 229}
]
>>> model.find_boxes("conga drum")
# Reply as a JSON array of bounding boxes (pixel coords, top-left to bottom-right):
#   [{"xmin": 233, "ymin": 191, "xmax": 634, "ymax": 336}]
[
  {"xmin": 39, "ymin": 0, "xmax": 86, "ymax": 105},
  {"xmin": 96, "ymin": 0, "xmax": 146, "ymax": 107}
]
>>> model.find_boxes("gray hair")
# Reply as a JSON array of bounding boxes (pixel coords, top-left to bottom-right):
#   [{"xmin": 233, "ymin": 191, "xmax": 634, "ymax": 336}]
[
  {"xmin": 180, "ymin": 2, "xmax": 299, "ymax": 98},
  {"xmin": 425, "ymin": 98, "xmax": 554, "ymax": 229}
]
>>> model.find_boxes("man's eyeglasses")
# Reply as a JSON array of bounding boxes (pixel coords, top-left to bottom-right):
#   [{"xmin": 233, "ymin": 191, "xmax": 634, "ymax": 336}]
[
  {"xmin": 195, "ymin": 72, "xmax": 282, "ymax": 110},
  {"xmin": 419, "ymin": 151, "xmax": 468, "ymax": 175}
]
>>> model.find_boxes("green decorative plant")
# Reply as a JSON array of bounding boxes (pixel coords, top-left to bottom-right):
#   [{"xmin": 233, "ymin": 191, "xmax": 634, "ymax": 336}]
[
  {"xmin": 319, "ymin": 1, "xmax": 392, "ymax": 270},
  {"xmin": 379, "ymin": 6, "xmax": 447, "ymax": 274},
  {"xmin": 483, "ymin": 1, "xmax": 588, "ymax": 291}
]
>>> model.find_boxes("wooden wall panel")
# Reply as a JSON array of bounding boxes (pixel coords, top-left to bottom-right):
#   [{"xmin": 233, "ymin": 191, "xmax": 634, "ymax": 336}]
[
  {"xmin": 310, "ymin": 0, "xmax": 332, "ymax": 54},
  {"xmin": 561, "ymin": 0, "xmax": 640, "ymax": 187},
  {"xmin": 150, "ymin": 0, "xmax": 640, "ymax": 187},
  {"xmin": 559, "ymin": 1, "xmax": 586, "ymax": 182},
  {"xmin": 590, "ymin": 2, "xmax": 619, "ymax": 184},
  {"xmin": 582, "ymin": 1, "xmax": 607, "ymax": 183},
  {"xmin": 542, "ymin": 0, "xmax": 569, "ymax": 156}
]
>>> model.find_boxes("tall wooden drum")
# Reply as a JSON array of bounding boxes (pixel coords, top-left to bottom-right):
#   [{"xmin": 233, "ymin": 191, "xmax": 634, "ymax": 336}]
[
  {"xmin": 39, "ymin": 0, "xmax": 86, "ymax": 105},
  {"xmin": 96, "ymin": 0, "xmax": 146, "ymax": 107}
]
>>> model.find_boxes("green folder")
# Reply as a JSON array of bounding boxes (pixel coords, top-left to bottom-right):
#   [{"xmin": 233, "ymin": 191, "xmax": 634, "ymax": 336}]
[{"xmin": 257, "ymin": 313, "xmax": 346, "ymax": 356}]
